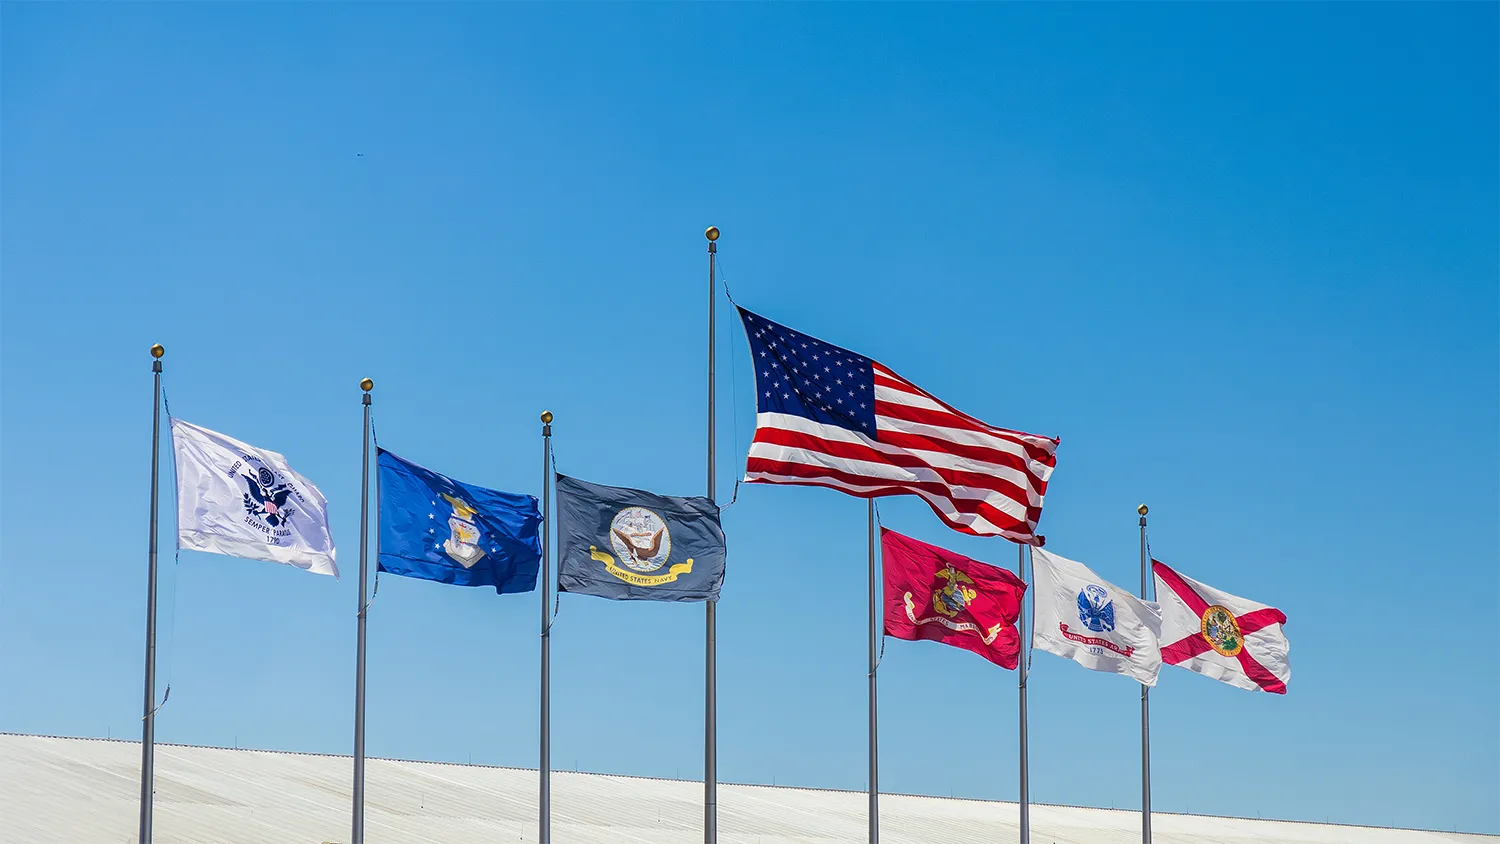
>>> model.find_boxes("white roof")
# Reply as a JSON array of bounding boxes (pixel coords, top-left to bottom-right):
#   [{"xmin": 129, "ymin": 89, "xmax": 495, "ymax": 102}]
[{"xmin": 0, "ymin": 733, "xmax": 1490, "ymax": 844}]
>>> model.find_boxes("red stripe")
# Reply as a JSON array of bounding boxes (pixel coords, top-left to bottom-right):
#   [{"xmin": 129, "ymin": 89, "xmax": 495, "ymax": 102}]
[
  {"xmin": 1151, "ymin": 560, "xmax": 1210, "ymax": 616},
  {"xmin": 745, "ymin": 458, "xmax": 1038, "ymax": 539},
  {"xmin": 745, "ymin": 455, "xmax": 1033, "ymax": 530},
  {"xmin": 1161, "ymin": 634, "xmax": 1214, "ymax": 665},
  {"xmin": 874, "ymin": 398, "xmax": 1059, "ymax": 465},
  {"xmin": 874, "ymin": 424, "xmax": 1047, "ymax": 481},
  {"xmin": 1235, "ymin": 650, "xmax": 1288, "ymax": 694},
  {"xmin": 752, "ymin": 428, "xmax": 1039, "ymax": 504},
  {"xmin": 873, "ymin": 364, "xmax": 1060, "ymax": 454},
  {"xmin": 1235, "ymin": 607, "xmax": 1287, "ymax": 636}
]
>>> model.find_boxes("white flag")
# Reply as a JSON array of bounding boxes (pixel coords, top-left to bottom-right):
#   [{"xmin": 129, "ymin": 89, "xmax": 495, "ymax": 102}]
[
  {"xmin": 172, "ymin": 419, "xmax": 337, "ymax": 576},
  {"xmin": 1153, "ymin": 559, "xmax": 1290, "ymax": 694},
  {"xmin": 1031, "ymin": 548, "xmax": 1161, "ymax": 686}
]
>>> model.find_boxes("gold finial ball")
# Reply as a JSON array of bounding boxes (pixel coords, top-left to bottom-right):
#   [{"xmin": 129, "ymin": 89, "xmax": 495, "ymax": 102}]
[
  {"xmin": 705, "ymin": 226, "xmax": 720, "ymax": 242},
  {"xmin": 540, "ymin": 410, "xmax": 554, "ymax": 424},
  {"xmin": 150, "ymin": 343, "xmax": 165, "ymax": 359},
  {"xmin": 1137, "ymin": 503, "xmax": 1149, "ymax": 516},
  {"xmin": 360, "ymin": 378, "xmax": 374, "ymax": 392}
]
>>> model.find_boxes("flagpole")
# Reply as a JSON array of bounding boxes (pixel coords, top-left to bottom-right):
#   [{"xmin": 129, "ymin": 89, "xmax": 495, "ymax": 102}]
[
  {"xmin": 138, "ymin": 343, "xmax": 164, "ymax": 844},
  {"xmin": 1138, "ymin": 503, "xmax": 1151, "ymax": 844},
  {"xmin": 704, "ymin": 224, "xmax": 720, "ymax": 844},
  {"xmin": 867, "ymin": 499, "xmax": 879, "ymax": 844},
  {"xmin": 1018, "ymin": 542, "xmax": 1029, "ymax": 844},
  {"xmin": 352, "ymin": 378, "xmax": 373, "ymax": 844},
  {"xmin": 540, "ymin": 410, "xmax": 554, "ymax": 844}
]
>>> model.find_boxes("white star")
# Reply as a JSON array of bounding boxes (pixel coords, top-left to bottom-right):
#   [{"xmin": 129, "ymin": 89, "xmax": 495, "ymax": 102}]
[
  {"xmin": 801, "ymin": 343, "xmax": 808, "ymax": 348},
  {"xmin": 783, "ymin": 393, "xmax": 790, "ymax": 399},
  {"xmin": 760, "ymin": 351, "xmax": 767, "ymax": 358},
  {"xmin": 762, "ymin": 370, "xmax": 770, "ymax": 377},
  {"xmin": 860, "ymin": 402, "xmax": 867, "ymax": 409},
  {"xmin": 836, "ymin": 398, "xmax": 843, "ymax": 404},
  {"xmin": 812, "ymin": 354, "xmax": 819, "ymax": 361},
  {"xmin": 765, "ymin": 391, "xmax": 771, "ymax": 397},
  {"xmin": 825, "ymin": 366, "xmax": 831, "ymax": 373},
  {"xmin": 429, "ymin": 514, "xmax": 435, "ymax": 519}
]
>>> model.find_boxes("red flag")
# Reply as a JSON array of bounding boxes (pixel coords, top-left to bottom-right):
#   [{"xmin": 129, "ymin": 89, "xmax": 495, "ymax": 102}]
[{"xmin": 881, "ymin": 528, "xmax": 1027, "ymax": 669}]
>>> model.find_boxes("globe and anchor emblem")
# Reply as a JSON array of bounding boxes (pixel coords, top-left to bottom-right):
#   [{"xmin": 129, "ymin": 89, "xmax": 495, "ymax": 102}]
[{"xmin": 932, "ymin": 565, "xmax": 977, "ymax": 618}]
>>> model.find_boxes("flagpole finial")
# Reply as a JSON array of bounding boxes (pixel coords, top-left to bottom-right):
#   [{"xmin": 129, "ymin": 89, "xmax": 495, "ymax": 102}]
[
  {"xmin": 360, "ymin": 378, "xmax": 374, "ymax": 392},
  {"xmin": 705, "ymin": 226, "xmax": 720, "ymax": 242},
  {"xmin": 1137, "ymin": 503, "xmax": 1149, "ymax": 516},
  {"xmin": 150, "ymin": 343, "xmax": 165, "ymax": 359},
  {"xmin": 540, "ymin": 410, "xmax": 553, "ymax": 424}
]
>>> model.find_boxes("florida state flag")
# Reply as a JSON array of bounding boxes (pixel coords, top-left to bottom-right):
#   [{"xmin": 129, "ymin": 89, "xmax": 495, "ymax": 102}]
[{"xmin": 882, "ymin": 528, "xmax": 1027, "ymax": 669}]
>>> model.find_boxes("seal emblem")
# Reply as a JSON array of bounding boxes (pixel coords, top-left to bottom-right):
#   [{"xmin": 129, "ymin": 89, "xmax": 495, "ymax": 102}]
[
  {"xmin": 1076, "ymin": 584, "xmax": 1116, "ymax": 633},
  {"xmin": 242, "ymin": 465, "xmax": 296, "ymax": 528},
  {"xmin": 608, "ymin": 507, "xmax": 672, "ymax": 573},
  {"xmin": 933, "ymin": 565, "xmax": 977, "ymax": 618},
  {"xmin": 440, "ymin": 494, "xmax": 486, "ymax": 568},
  {"xmin": 1200, "ymin": 605, "xmax": 1243, "ymax": 656}
]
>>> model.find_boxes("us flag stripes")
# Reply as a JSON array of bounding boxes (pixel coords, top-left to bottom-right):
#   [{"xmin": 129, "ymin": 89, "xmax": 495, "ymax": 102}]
[{"xmin": 738, "ymin": 307, "xmax": 1058, "ymax": 544}]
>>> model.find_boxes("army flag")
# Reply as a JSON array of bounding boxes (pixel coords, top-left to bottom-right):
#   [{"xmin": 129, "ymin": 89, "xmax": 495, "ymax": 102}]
[
  {"xmin": 881, "ymin": 528, "xmax": 1027, "ymax": 669},
  {"xmin": 556, "ymin": 474, "xmax": 726, "ymax": 602},
  {"xmin": 1153, "ymin": 559, "xmax": 1290, "ymax": 694},
  {"xmin": 1031, "ymin": 548, "xmax": 1162, "ymax": 686},
  {"xmin": 171, "ymin": 418, "xmax": 337, "ymax": 576},
  {"xmin": 377, "ymin": 449, "xmax": 542, "ymax": 594}
]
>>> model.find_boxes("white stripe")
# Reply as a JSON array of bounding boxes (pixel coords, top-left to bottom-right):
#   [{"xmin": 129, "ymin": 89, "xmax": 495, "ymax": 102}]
[
  {"xmin": 872, "ymin": 366, "xmax": 1060, "ymax": 452},
  {"xmin": 747, "ymin": 439, "xmax": 1034, "ymax": 527},
  {"xmin": 875, "ymin": 412, "xmax": 1055, "ymax": 487},
  {"xmin": 756, "ymin": 412, "xmax": 1047, "ymax": 507},
  {"xmin": 743, "ymin": 468, "xmax": 1037, "ymax": 541}
]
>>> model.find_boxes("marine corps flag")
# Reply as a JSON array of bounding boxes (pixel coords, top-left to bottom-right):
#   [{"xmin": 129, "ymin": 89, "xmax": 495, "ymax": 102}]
[
  {"xmin": 881, "ymin": 528, "xmax": 1026, "ymax": 669},
  {"xmin": 556, "ymin": 474, "xmax": 726, "ymax": 602}
]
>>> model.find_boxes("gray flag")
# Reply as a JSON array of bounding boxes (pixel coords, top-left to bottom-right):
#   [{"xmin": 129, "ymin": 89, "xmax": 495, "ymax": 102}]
[{"xmin": 556, "ymin": 474, "xmax": 726, "ymax": 602}]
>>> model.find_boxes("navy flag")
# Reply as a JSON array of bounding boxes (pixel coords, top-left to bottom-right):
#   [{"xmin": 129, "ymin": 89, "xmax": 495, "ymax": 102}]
[
  {"xmin": 377, "ymin": 448, "xmax": 542, "ymax": 594},
  {"xmin": 556, "ymin": 474, "xmax": 726, "ymax": 602}
]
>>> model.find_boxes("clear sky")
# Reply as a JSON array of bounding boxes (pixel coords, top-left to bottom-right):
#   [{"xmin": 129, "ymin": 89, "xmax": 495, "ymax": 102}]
[{"xmin": 3, "ymin": 2, "xmax": 1496, "ymax": 836}]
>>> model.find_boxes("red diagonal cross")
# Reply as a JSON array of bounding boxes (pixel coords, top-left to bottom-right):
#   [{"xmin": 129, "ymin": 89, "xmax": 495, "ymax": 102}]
[{"xmin": 1153, "ymin": 560, "xmax": 1288, "ymax": 695}]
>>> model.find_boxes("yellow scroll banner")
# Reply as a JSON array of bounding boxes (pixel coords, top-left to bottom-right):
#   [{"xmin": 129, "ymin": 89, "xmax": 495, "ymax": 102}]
[{"xmin": 590, "ymin": 546, "xmax": 695, "ymax": 587}]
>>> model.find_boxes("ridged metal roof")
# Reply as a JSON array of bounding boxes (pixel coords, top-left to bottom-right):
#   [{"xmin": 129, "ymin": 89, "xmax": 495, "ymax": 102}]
[{"xmin": 0, "ymin": 733, "xmax": 1490, "ymax": 844}]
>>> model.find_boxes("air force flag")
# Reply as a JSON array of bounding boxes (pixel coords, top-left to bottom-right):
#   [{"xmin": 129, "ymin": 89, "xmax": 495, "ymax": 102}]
[
  {"xmin": 556, "ymin": 474, "xmax": 726, "ymax": 602},
  {"xmin": 378, "ymin": 449, "xmax": 542, "ymax": 594}
]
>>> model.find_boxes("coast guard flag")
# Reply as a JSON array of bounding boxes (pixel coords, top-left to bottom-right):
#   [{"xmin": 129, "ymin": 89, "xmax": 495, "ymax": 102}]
[
  {"xmin": 556, "ymin": 474, "xmax": 726, "ymax": 602},
  {"xmin": 377, "ymin": 449, "xmax": 542, "ymax": 594},
  {"xmin": 882, "ymin": 528, "xmax": 1027, "ymax": 669},
  {"xmin": 1153, "ymin": 559, "xmax": 1291, "ymax": 694},
  {"xmin": 1031, "ymin": 548, "xmax": 1161, "ymax": 686},
  {"xmin": 738, "ymin": 307, "xmax": 1058, "ymax": 545},
  {"xmin": 171, "ymin": 418, "xmax": 337, "ymax": 576}
]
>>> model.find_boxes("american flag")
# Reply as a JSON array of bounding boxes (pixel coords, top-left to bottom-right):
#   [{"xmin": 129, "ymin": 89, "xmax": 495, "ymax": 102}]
[{"xmin": 738, "ymin": 307, "xmax": 1059, "ymax": 545}]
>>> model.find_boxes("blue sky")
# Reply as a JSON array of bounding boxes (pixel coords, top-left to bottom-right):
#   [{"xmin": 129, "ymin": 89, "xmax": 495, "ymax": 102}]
[{"xmin": 2, "ymin": 2, "xmax": 1496, "ymax": 836}]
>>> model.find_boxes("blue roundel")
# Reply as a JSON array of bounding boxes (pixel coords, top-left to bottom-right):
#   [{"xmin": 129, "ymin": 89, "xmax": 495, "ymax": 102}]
[{"xmin": 1077, "ymin": 584, "xmax": 1116, "ymax": 633}]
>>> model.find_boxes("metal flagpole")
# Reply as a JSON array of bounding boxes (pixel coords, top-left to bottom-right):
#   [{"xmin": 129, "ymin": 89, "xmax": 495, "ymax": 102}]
[
  {"xmin": 867, "ymin": 499, "xmax": 879, "ymax": 844},
  {"xmin": 1018, "ymin": 542, "xmax": 1029, "ymax": 844},
  {"xmin": 1138, "ymin": 503, "xmax": 1151, "ymax": 844},
  {"xmin": 352, "ymin": 378, "xmax": 374, "ymax": 844},
  {"xmin": 540, "ymin": 410, "xmax": 554, "ymax": 844},
  {"xmin": 139, "ymin": 343, "xmax": 164, "ymax": 844},
  {"xmin": 704, "ymin": 224, "xmax": 720, "ymax": 844}
]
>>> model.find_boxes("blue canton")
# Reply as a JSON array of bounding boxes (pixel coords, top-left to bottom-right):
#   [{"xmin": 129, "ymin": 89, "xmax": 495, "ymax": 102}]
[{"xmin": 739, "ymin": 307, "xmax": 877, "ymax": 438}]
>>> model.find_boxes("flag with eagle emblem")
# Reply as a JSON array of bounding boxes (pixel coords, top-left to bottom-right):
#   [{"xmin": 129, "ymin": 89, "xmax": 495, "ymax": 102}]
[
  {"xmin": 1031, "ymin": 548, "xmax": 1161, "ymax": 686},
  {"xmin": 881, "ymin": 528, "xmax": 1026, "ymax": 669},
  {"xmin": 555, "ymin": 474, "xmax": 726, "ymax": 602},
  {"xmin": 171, "ymin": 418, "xmax": 337, "ymax": 576}
]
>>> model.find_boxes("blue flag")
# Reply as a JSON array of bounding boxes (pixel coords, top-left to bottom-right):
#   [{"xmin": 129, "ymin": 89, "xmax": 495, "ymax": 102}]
[{"xmin": 377, "ymin": 448, "xmax": 541, "ymax": 594}]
